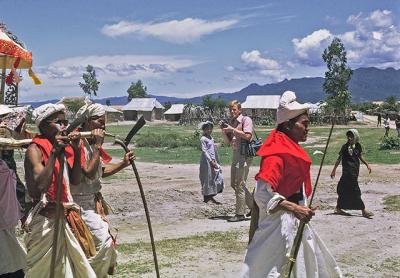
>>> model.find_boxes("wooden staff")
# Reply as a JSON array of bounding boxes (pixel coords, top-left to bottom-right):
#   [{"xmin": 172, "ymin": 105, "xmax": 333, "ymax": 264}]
[
  {"xmin": 49, "ymin": 151, "xmax": 65, "ymax": 278},
  {"xmin": 114, "ymin": 138, "xmax": 160, "ymax": 278},
  {"xmin": 286, "ymin": 119, "xmax": 335, "ymax": 277}
]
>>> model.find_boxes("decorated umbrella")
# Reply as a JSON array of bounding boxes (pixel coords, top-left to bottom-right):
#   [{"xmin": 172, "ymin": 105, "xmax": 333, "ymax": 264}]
[{"xmin": 0, "ymin": 23, "xmax": 40, "ymax": 105}]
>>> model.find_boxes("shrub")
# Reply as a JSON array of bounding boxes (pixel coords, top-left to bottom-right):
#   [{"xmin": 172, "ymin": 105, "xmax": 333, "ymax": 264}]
[
  {"xmin": 135, "ymin": 130, "xmax": 200, "ymax": 149},
  {"xmin": 379, "ymin": 136, "xmax": 400, "ymax": 150}
]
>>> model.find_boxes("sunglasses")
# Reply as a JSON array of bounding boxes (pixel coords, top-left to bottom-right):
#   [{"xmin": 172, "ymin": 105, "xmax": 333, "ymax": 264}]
[{"xmin": 46, "ymin": 118, "xmax": 69, "ymax": 126}]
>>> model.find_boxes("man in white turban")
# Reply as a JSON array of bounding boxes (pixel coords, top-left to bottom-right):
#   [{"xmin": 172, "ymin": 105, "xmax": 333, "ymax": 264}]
[
  {"xmin": 24, "ymin": 103, "xmax": 97, "ymax": 277},
  {"xmin": 71, "ymin": 101, "xmax": 135, "ymax": 276},
  {"xmin": 241, "ymin": 91, "xmax": 342, "ymax": 278}
]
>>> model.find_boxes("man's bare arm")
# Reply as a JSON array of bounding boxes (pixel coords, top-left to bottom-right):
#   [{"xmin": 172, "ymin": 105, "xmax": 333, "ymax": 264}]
[{"xmin": 25, "ymin": 144, "xmax": 57, "ymax": 199}]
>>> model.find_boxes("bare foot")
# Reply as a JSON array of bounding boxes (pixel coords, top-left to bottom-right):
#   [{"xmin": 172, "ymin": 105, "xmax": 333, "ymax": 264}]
[
  {"xmin": 334, "ymin": 208, "xmax": 351, "ymax": 216},
  {"xmin": 362, "ymin": 210, "xmax": 374, "ymax": 219},
  {"xmin": 209, "ymin": 197, "xmax": 222, "ymax": 205}
]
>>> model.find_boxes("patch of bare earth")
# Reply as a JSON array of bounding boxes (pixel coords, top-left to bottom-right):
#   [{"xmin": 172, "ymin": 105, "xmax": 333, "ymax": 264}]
[{"xmin": 100, "ymin": 161, "xmax": 400, "ymax": 277}]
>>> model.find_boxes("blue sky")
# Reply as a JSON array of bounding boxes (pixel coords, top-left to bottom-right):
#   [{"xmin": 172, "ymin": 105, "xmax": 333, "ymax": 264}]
[{"xmin": 2, "ymin": 0, "xmax": 399, "ymax": 102}]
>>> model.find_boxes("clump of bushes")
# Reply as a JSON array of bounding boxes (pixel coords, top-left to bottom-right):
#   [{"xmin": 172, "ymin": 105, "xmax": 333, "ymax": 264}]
[
  {"xmin": 135, "ymin": 131, "xmax": 200, "ymax": 149},
  {"xmin": 379, "ymin": 136, "xmax": 400, "ymax": 150}
]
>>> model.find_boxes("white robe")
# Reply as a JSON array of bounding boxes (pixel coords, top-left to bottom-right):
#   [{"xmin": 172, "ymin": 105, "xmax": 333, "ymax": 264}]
[
  {"xmin": 0, "ymin": 228, "xmax": 26, "ymax": 275},
  {"xmin": 71, "ymin": 140, "xmax": 117, "ymax": 277},
  {"xmin": 241, "ymin": 180, "xmax": 343, "ymax": 278}
]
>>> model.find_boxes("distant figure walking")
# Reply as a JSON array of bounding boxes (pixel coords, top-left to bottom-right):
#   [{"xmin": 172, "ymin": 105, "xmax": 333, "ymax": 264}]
[
  {"xmin": 383, "ymin": 115, "xmax": 390, "ymax": 137},
  {"xmin": 199, "ymin": 121, "xmax": 224, "ymax": 204},
  {"xmin": 377, "ymin": 113, "xmax": 381, "ymax": 127},
  {"xmin": 330, "ymin": 129, "xmax": 374, "ymax": 219},
  {"xmin": 395, "ymin": 116, "xmax": 400, "ymax": 137}
]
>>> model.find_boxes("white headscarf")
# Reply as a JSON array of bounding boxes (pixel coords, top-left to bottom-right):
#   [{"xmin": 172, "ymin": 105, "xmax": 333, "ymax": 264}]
[
  {"xmin": 76, "ymin": 101, "xmax": 105, "ymax": 120},
  {"xmin": 0, "ymin": 105, "xmax": 13, "ymax": 116},
  {"xmin": 32, "ymin": 103, "xmax": 66, "ymax": 127},
  {"xmin": 276, "ymin": 91, "xmax": 310, "ymax": 124}
]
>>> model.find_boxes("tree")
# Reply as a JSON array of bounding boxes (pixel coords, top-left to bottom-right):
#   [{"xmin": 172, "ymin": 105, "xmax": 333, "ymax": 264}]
[
  {"xmin": 79, "ymin": 65, "xmax": 100, "ymax": 99},
  {"xmin": 127, "ymin": 80, "xmax": 147, "ymax": 101},
  {"xmin": 106, "ymin": 99, "xmax": 111, "ymax": 106},
  {"xmin": 381, "ymin": 96, "xmax": 399, "ymax": 112},
  {"xmin": 202, "ymin": 95, "xmax": 226, "ymax": 114},
  {"xmin": 164, "ymin": 101, "xmax": 172, "ymax": 111},
  {"xmin": 322, "ymin": 37, "xmax": 353, "ymax": 123},
  {"xmin": 202, "ymin": 95, "xmax": 215, "ymax": 111},
  {"xmin": 62, "ymin": 98, "xmax": 85, "ymax": 114}
]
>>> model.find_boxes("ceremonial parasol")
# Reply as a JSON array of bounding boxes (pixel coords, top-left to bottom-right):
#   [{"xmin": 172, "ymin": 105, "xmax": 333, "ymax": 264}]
[{"xmin": 0, "ymin": 23, "xmax": 40, "ymax": 104}]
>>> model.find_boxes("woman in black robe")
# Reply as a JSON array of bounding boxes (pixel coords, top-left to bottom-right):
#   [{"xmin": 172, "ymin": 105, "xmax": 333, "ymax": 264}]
[{"xmin": 330, "ymin": 129, "xmax": 374, "ymax": 219}]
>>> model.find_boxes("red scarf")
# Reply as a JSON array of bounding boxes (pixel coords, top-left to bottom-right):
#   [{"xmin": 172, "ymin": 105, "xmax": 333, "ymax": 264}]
[
  {"xmin": 31, "ymin": 136, "xmax": 75, "ymax": 202},
  {"xmin": 255, "ymin": 129, "xmax": 312, "ymax": 198},
  {"xmin": 79, "ymin": 139, "xmax": 112, "ymax": 166}
]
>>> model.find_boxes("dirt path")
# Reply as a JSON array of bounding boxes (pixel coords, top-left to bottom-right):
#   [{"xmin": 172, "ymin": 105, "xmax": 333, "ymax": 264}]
[{"xmin": 100, "ymin": 162, "xmax": 400, "ymax": 277}]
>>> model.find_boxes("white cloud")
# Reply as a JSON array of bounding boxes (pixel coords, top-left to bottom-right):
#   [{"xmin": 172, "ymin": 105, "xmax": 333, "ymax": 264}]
[
  {"xmin": 36, "ymin": 55, "xmax": 199, "ymax": 83},
  {"xmin": 293, "ymin": 9, "xmax": 400, "ymax": 68},
  {"xmin": 292, "ymin": 29, "xmax": 333, "ymax": 66},
  {"xmin": 22, "ymin": 54, "xmax": 201, "ymax": 100},
  {"xmin": 101, "ymin": 18, "xmax": 238, "ymax": 44},
  {"xmin": 226, "ymin": 50, "xmax": 287, "ymax": 82}
]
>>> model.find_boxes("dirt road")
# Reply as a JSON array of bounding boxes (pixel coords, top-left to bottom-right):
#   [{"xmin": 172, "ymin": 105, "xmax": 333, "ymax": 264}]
[{"xmin": 101, "ymin": 162, "xmax": 400, "ymax": 277}]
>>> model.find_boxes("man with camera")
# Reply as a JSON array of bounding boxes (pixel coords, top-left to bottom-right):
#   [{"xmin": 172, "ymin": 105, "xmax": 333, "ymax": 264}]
[{"xmin": 220, "ymin": 100, "xmax": 254, "ymax": 222}]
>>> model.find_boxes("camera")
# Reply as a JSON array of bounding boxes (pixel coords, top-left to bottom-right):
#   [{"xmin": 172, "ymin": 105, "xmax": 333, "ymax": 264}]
[{"xmin": 219, "ymin": 120, "xmax": 228, "ymax": 128}]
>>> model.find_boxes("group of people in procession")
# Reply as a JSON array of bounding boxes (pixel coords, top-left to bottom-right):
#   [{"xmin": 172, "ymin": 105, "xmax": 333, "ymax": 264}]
[
  {"xmin": 199, "ymin": 90, "xmax": 374, "ymax": 277},
  {"xmin": 1, "ymin": 100, "xmax": 134, "ymax": 277},
  {"xmin": 1, "ymin": 89, "xmax": 376, "ymax": 277}
]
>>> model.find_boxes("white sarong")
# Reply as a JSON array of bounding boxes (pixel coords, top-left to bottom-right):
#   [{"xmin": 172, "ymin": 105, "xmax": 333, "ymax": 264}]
[
  {"xmin": 24, "ymin": 214, "xmax": 96, "ymax": 278},
  {"xmin": 241, "ymin": 180, "xmax": 343, "ymax": 278},
  {"xmin": 0, "ymin": 228, "xmax": 26, "ymax": 275}
]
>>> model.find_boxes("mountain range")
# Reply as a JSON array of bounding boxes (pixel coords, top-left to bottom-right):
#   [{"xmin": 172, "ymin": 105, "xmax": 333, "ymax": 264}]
[{"xmin": 24, "ymin": 67, "xmax": 400, "ymax": 108}]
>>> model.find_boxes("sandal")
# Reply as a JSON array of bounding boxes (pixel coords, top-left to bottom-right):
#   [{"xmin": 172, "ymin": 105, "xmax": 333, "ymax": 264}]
[
  {"xmin": 334, "ymin": 208, "xmax": 351, "ymax": 216},
  {"xmin": 362, "ymin": 210, "xmax": 374, "ymax": 219}
]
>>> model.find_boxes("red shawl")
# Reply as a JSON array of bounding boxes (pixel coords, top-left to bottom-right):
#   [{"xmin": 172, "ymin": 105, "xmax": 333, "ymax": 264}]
[
  {"xmin": 31, "ymin": 136, "xmax": 75, "ymax": 202},
  {"xmin": 79, "ymin": 139, "xmax": 112, "ymax": 166},
  {"xmin": 255, "ymin": 129, "xmax": 312, "ymax": 198}
]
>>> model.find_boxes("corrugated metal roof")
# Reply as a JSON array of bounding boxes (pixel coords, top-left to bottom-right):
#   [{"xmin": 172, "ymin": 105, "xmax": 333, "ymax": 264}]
[
  {"xmin": 164, "ymin": 104, "xmax": 185, "ymax": 115},
  {"xmin": 122, "ymin": 98, "xmax": 164, "ymax": 111},
  {"xmin": 102, "ymin": 105, "xmax": 122, "ymax": 113},
  {"xmin": 242, "ymin": 95, "xmax": 281, "ymax": 109}
]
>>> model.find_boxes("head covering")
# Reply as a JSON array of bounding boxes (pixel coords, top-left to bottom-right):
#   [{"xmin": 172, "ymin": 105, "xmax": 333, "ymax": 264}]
[
  {"xmin": 198, "ymin": 120, "xmax": 214, "ymax": 130},
  {"xmin": 32, "ymin": 103, "xmax": 66, "ymax": 127},
  {"xmin": 0, "ymin": 105, "xmax": 13, "ymax": 117},
  {"xmin": 76, "ymin": 101, "xmax": 105, "ymax": 120},
  {"xmin": 346, "ymin": 129, "xmax": 360, "ymax": 143},
  {"xmin": 276, "ymin": 91, "xmax": 310, "ymax": 124}
]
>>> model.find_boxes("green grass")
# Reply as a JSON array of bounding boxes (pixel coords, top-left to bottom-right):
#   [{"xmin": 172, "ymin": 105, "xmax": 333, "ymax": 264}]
[
  {"xmin": 115, "ymin": 230, "xmax": 246, "ymax": 276},
  {"xmin": 21, "ymin": 123, "xmax": 400, "ymax": 165},
  {"xmin": 383, "ymin": 195, "xmax": 400, "ymax": 211},
  {"xmin": 104, "ymin": 125, "xmax": 400, "ymax": 165}
]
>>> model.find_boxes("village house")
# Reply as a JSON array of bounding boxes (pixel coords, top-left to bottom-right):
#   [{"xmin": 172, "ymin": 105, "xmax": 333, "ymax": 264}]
[
  {"xmin": 164, "ymin": 104, "xmax": 185, "ymax": 121},
  {"xmin": 122, "ymin": 98, "xmax": 164, "ymax": 121},
  {"xmin": 241, "ymin": 95, "xmax": 281, "ymax": 122}
]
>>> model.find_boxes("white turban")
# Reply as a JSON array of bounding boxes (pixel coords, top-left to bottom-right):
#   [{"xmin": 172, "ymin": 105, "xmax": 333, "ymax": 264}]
[
  {"xmin": 32, "ymin": 103, "xmax": 66, "ymax": 127},
  {"xmin": 276, "ymin": 91, "xmax": 310, "ymax": 124},
  {"xmin": 76, "ymin": 102, "xmax": 105, "ymax": 120}
]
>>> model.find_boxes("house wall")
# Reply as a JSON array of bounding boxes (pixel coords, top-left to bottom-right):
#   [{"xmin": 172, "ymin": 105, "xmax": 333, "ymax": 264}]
[
  {"xmin": 242, "ymin": 108, "xmax": 277, "ymax": 120},
  {"xmin": 123, "ymin": 110, "xmax": 138, "ymax": 121},
  {"xmin": 165, "ymin": 114, "xmax": 181, "ymax": 121},
  {"xmin": 154, "ymin": 108, "xmax": 163, "ymax": 120},
  {"xmin": 105, "ymin": 112, "xmax": 123, "ymax": 123},
  {"xmin": 123, "ymin": 108, "xmax": 164, "ymax": 121}
]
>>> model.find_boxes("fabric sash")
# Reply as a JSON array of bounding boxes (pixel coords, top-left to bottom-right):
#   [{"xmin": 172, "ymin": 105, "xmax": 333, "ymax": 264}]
[
  {"xmin": 31, "ymin": 136, "xmax": 75, "ymax": 203},
  {"xmin": 256, "ymin": 129, "xmax": 312, "ymax": 198}
]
